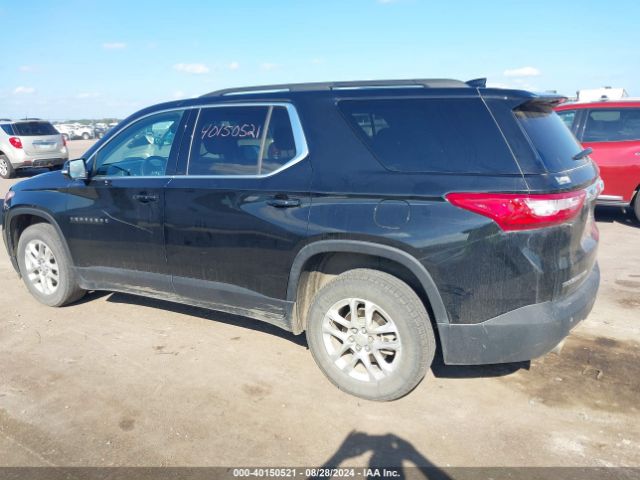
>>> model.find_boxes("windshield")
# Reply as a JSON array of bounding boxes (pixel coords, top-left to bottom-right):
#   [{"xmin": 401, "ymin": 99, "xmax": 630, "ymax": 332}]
[
  {"xmin": 514, "ymin": 103, "xmax": 587, "ymax": 173},
  {"xmin": 12, "ymin": 121, "xmax": 59, "ymax": 136}
]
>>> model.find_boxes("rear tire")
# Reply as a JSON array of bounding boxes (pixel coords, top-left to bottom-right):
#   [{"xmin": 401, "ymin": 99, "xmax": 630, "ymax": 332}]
[
  {"xmin": 306, "ymin": 268, "xmax": 436, "ymax": 401},
  {"xmin": 633, "ymin": 191, "xmax": 640, "ymax": 223},
  {"xmin": 82, "ymin": 132, "xmax": 90, "ymax": 140},
  {"xmin": 17, "ymin": 223, "xmax": 85, "ymax": 307},
  {"xmin": 0, "ymin": 154, "xmax": 15, "ymax": 179}
]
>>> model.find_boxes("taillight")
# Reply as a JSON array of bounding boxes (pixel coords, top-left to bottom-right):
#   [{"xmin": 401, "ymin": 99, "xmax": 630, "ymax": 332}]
[
  {"xmin": 61, "ymin": 135, "xmax": 67, "ymax": 147},
  {"xmin": 9, "ymin": 137, "xmax": 23, "ymax": 149},
  {"xmin": 446, "ymin": 190, "xmax": 587, "ymax": 231}
]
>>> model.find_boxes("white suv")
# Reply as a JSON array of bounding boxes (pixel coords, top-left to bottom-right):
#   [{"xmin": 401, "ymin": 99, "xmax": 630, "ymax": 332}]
[{"xmin": 0, "ymin": 120, "xmax": 69, "ymax": 178}]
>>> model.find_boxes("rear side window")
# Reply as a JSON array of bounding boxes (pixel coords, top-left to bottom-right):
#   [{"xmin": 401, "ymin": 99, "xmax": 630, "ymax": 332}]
[
  {"xmin": 1, "ymin": 124, "xmax": 15, "ymax": 135},
  {"xmin": 338, "ymin": 98, "xmax": 519, "ymax": 174},
  {"xmin": 583, "ymin": 108, "xmax": 640, "ymax": 142},
  {"xmin": 189, "ymin": 106, "xmax": 298, "ymax": 176},
  {"xmin": 514, "ymin": 103, "xmax": 585, "ymax": 173},
  {"xmin": 12, "ymin": 121, "xmax": 58, "ymax": 136}
]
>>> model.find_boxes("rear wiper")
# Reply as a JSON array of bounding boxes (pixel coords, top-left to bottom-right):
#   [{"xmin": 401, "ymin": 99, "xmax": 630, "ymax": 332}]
[{"xmin": 573, "ymin": 147, "xmax": 593, "ymax": 161}]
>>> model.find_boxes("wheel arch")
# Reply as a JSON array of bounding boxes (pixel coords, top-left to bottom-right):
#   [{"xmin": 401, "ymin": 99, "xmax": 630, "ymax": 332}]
[
  {"xmin": 287, "ymin": 240, "xmax": 449, "ymax": 333},
  {"xmin": 5, "ymin": 207, "xmax": 72, "ymax": 276}
]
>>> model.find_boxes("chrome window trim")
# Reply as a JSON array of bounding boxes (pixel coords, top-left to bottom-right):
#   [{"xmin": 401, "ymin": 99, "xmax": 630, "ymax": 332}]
[{"xmin": 88, "ymin": 102, "xmax": 309, "ymax": 180}]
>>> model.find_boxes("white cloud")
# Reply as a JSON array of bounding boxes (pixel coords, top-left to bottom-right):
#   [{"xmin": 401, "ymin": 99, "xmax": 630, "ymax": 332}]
[
  {"xmin": 228, "ymin": 61, "xmax": 240, "ymax": 70},
  {"xmin": 173, "ymin": 63, "xmax": 209, "ymax": 74},
  {"xmin": 378, "ymin": 0, "xmax": 400, "ymax": 3},
  {"xmin": 310, "ymin": 58, "xmax": 324, "ymax": 65},
  {"xmin": 102, "ymin": 42, "xmax": 126, "ymax": 50},
  {"xmin": 503, "ymin": 66, "xmax": 541, "ymax": 78},
  {"xmin": 172, "ymin": 90, "xmax": 186, "ymax": 100},
  {"xmin": 260, "ymin": 62, "xmax": 278, "ymax": 71},
  {"xmin": 13, "ymin": 86, "xmax": 35, "ymax": 95},
  {"xmin": 18, "ymin": 65, "xmax": 34, "ymax": 72}
]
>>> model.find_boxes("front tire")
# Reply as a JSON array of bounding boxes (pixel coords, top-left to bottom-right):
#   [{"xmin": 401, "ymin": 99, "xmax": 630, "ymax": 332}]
[
  {"xmin": 17, "ymin": 223, "xmax": 85, "ymax": 307},
  {"xmin": 82, "ymin": 132, "xmax": 90, "ymax": 140},
  {"xmin": 0, "ymin": 154, "xmax": 15, "ymax": 179},
  {"xmin": 306, "ymin": 269, "xmax": 436, "ymax": 401}
]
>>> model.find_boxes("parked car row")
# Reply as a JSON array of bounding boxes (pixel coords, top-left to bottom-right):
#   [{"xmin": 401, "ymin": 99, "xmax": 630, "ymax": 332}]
[{"xmin": 53, "ymin": 122, "xmax": 117, "ymax": 141}]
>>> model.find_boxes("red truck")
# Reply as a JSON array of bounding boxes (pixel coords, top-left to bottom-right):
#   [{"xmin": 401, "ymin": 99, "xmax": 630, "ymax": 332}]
[{"xmin": 555, "ymin": 100, "xmax": 640, "ymax": 221}]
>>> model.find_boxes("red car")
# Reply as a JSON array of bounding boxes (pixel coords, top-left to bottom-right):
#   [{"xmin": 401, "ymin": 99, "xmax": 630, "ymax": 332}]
[{"xmin": 555, "ymin": 100, "xmax": 640, "ymax": 221}]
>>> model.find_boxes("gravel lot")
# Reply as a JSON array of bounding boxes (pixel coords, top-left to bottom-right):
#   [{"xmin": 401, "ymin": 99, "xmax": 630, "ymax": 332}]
[{"xmin": 0, "ymin": 139, "xmax": 639, "ymax": 468}]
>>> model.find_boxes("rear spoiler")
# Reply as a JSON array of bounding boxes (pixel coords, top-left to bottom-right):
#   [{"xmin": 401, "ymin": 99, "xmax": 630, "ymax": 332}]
[
  {"xmin": 466, "ymin": 78, "xmax": 487, "ymax": 88},
  {"xmin": 516, "ymin": 95, "xmax": 568, "ymax": 110}
]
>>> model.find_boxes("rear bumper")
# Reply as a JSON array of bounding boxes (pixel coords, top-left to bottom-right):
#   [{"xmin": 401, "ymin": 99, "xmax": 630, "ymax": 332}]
[
  {"xmin": 438, "ymin": 263, "xmax": 600, "ymax": 365},
  {"xmin": 14, "ymin": 156, "xmax": 67, "ymax": 169}
]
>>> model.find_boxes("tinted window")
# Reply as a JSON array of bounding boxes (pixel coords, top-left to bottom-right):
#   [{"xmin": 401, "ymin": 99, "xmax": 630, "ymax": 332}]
[
  {"xmin": 261, "ymin": 107, "xmax": 297, "ymax": 174},
  {"xmin": 12, "ymin": 121, "xmax": 58, "ymax": 136},
  {"xmin": 556, "ymin": 110, "xmax": 576, "ymax": 130},
  {"xmin": 1, "ymin": 124, "xmax": 14, "ymax": 135},
  {"xmin": 583, "ymin": 108, "xmax": 640, "ymax": 142},
  {"xmin": 93, "ymin": 110, "xmax": 184, "ymax": 177},
  {"xmin": 339, "ymin": 98, "xmax": 518, "ymax": 174},
  {"xmin": 514, "ymin": 103, "xmax": 585, "ymax": 173},
  {"xmin": 189, "ymin": 106, "xmax": 298, "ymax": 176}
]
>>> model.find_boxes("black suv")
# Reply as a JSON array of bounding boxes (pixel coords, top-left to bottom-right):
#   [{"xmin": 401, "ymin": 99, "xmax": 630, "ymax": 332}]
[{"xmin": 2, "ymin": 79, "xmax": 601, "ymax": 400}]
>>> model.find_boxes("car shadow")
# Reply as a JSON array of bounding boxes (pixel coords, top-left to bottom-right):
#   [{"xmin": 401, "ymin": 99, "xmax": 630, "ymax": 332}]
[
  {"xmin": 595, "ymin": 205, "xmax": 639, "ymax": 228},
  {"xmin": 431, "ymin": 351, "xmax": 529, "ymax": 379},
  {"xmin": 316, "ymin": 430, "xmax": 452, "ymax": 479},
  {"xmin": 88, "ymin": 290, "xmax": 528, "ymax": 378},
  {"xmin": 102, "ymin": 291, "xmax": 308, "ymax": 347}
]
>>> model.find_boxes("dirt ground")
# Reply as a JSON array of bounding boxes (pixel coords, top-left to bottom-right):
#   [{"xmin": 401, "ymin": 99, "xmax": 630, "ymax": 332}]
[{"xmin": 0, "ymin": 140, "xmax": 638, "ymax": 468}]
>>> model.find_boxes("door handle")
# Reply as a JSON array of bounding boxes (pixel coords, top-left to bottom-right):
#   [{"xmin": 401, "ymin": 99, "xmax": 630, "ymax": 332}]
[
  {"xmin": 267, "ymin": 197, "xmax": 301, "ymax": 208},
  {"xmin": 133, "ymin": 193, "xmax": 159, "ymax": 203}
]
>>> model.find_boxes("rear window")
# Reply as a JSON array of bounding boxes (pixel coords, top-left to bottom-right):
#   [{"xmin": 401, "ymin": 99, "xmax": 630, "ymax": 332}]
[
  {"xmin": 12, "ymin": 121, "xmax": 59, "ymax": 136},
  {"xmin": 583, "ymin": 108, "xmax": 640, "ymax": 142},
  {"xmin": 514, "ymin": 103, "xmax": 586, "ymax": 173},
  {"xmin": 339, "ymin": 98, "xmax": 519, "ymax": 174}
]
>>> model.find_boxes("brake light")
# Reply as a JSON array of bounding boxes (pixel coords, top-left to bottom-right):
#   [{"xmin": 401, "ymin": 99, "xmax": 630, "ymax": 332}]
[
  {"xmin": 9, "ymin": 137, "xmax": 22, "ymax": 149},
  {"xmin": 61, "ymin": 135, "xmax": 67, "ymax": 147},
  {"xmin": 446, "ymin": 190, "xmax": 587, "ymax": 231}
]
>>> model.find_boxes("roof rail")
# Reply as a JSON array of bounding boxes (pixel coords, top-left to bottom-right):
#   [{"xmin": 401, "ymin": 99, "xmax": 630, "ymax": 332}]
[{"xmin": 201, "ymin": 78, "xmax": 470, "ymax": 97}]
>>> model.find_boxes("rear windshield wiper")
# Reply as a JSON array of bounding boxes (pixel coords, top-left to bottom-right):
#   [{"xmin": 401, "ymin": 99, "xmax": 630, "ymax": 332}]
[{"xmin": 573, "ymin": 147, "xmax": 593, "ymax": 161}]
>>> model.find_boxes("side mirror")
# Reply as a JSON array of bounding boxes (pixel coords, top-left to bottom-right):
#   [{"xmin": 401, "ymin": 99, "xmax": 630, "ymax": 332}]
[{"xmin": 63, "ymin": 158, "xmax": 89, "ymax": 180}]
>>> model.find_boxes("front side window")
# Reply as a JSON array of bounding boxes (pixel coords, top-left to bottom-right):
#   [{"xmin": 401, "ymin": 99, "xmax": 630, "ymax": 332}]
[
  {"xmin": 93, "ymin": 110, "xmax": 184, "ymax": 177},
  {"xmin": 188, "ymin": 105, "xmax": 298, "ymax": 176},
  {"xmin": 583, "ymin": 108, "xmax": 640, "ymax": 142}
]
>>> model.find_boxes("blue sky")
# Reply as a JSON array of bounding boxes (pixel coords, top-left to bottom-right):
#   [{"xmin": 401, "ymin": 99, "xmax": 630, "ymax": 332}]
[{"xmin": 2, "ymin": 0, "xmax": 638, "ymax": 120}]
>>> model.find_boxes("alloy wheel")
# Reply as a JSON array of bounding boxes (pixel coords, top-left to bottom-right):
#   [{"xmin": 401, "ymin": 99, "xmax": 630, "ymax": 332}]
[
  {"xmin": 24, "ymin": 239, "xmax": 60, "ymax": 295},
  {"xmin": 0, "ymin": 158, "xmax": 8, "ymax": 177},
  {"xmin": 322, "ymin": 298, "xmax": 402, "ymax": 382}
]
